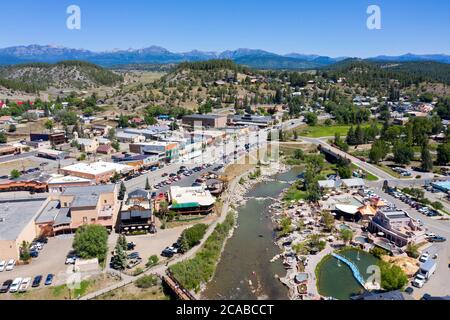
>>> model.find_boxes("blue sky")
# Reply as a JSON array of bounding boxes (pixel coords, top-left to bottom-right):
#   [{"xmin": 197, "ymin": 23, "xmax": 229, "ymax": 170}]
[{"xmin": 1, "ymin": 0, "xmax": 449, "ymax": 57}]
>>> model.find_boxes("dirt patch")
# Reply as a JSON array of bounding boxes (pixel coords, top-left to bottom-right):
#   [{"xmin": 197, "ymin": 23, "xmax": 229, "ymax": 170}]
[{"xmin": 382, "ymin": 256, "xmax": 420, "ymax": 277}]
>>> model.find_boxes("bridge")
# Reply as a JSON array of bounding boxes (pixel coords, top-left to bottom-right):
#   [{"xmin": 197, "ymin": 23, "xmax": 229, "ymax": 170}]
[
  {"xmin": 162, "ymin": 272, "xmax": 196, "ymax": 300},
  {"xmin": 332, "ymin": 253, "xmax": 366, "ymax": 288}
]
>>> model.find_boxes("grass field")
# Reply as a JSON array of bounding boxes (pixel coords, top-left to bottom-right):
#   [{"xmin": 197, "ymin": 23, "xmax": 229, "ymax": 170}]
[
  {"xmin": 297, "ymin": 123, "xmax": 382, "ymax": 138},
  {"xmin": 351, "ymin": 164, "xmax": 379, "ymax": 181}
]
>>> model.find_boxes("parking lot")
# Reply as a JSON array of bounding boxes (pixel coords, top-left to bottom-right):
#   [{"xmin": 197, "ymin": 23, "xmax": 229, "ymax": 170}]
[{"xmin": 0, "ymin": 236, "xmax": 74, "ymax": 292}]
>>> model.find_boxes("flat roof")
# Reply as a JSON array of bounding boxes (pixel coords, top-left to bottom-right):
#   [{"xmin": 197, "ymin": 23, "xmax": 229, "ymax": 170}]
[
  {"xmin": 62, "ymin": 184, "xmax": 116, "ymax": 208},
  {"xmin": 183, "ymin": 114, "xmax": 226, "ymax": 120},
  {"xmin": 61, "ymin": 161, "xmax": 133, "ymax": 175},
  {"xmin": 0, "ymin": 198, "xmax": 47, "ymax": 240},
  {"xmin": 169, "ymin": 186, "xmax": 215, "ymax": 207},
  {"xmin": 35, "ymin": 200, "xmax": 61, "ymax": 224}
]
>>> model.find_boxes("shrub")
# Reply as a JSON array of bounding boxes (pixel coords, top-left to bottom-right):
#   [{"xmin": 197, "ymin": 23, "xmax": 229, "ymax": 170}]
[
  {"xmin": 179, "ymin": 223, "xmax": 208, "ymax": 252},
  {"xmin": 73, "ymin": 225, "xmax": 109, "ymax": 262},
  {"xmin": 135, "ymin": 275, "xmax": 158, "ymax": 288}
]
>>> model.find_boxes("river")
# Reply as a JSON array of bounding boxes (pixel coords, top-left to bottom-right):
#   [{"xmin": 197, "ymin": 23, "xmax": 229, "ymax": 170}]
[{"xmin": 202, "ymin": 167, "xmax": 303, "ymax": 300}]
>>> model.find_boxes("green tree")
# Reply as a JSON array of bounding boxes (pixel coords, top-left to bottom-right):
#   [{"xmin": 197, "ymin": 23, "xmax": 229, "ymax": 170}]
[
  {"xmin": 393, "ymin": 142, "xmax": 414, "ymax": 165},
  {"xmin": 369, "ymin": 140, "xmax": 388, "ymax": 164},
  {"xmin": 112, "ymin": 242, "xmax": 128, "ymax": 270},
  {"xmin": 117, "ymin": 234, "xmax": 127, "ymax": 251},
  {"xmin": 420, "ymin": 145, "xmax": 434, "ymax": 172},
  {"xmin": 10, "ymin": 169, "xmax": 21, "ymax": 179},
  {"xmin": 0, "ymin": 132, "xmax": 7, "ymax": 144},
  {"xmin": 179, "ymin": 224, "xmax": 208, "ymax": 252},
  {"xmin": 321, "ymin": 211, "xmax": 335, "ymax": 231},
  {"xmin": 73, "ymin": 225, "xmax": 109, "ymax": 262},
  {"xmin": 437, "ymin": 143, "xmax": 450, "ymax": 165},
  {"xmin": 119, "ymin": 182, "xmax": 126, "ymax": 200},
  {"xmin": 340, "ymin": 229, "xmax": 354, "ymax": 244},
  {"xmin": 305, "ymin": 112, "xmax": 318, "ymax": 126},
  {"xmin": 44, "ymin": 119, "xmax": 54, "ymax": 132},
  {"xmin": 19, "ymin": 241, "xmax": 31, "ymax": 262},
  {"xmin": 146, "ymin": 255, "xmax": 159, "ymax": 268},
  {"xmin": 8, "ymin": 124, "xmax": 16, "ymax": 133},
  {"xmin": 379, "ymin": 261, "xmax": 408, "ymax": 291}
]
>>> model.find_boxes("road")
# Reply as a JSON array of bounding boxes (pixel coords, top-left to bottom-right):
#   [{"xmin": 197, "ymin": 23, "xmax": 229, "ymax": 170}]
[{"xmin": 0, "ymin": 151, "xmax": 37, "ymax": 164}]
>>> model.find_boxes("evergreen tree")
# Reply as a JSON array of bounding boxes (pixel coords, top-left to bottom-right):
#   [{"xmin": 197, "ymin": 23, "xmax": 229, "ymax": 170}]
[
  {"xmin": 119, "ymin": 182, "xmax": 126, "ymax": 200},
  {"xmin": 421, "ymin": 145, "xmax": 433, "ymax": 172},
  {"xmin": 145, "ymin": 177, "xmax": 151, "ymax": 190}
]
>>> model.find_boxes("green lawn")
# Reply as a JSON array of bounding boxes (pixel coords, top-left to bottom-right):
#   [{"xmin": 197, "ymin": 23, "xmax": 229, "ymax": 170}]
[
  {"xmin": 375, "ymin": 164, "xmax": 406, "ymax": 179},
  {"xmin": 297, "ymin": 123, "xmax": 382, "ymax": 138}
]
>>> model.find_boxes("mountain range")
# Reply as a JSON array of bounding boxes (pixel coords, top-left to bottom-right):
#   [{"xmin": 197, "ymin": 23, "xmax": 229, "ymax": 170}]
[{"xmin": 0, "ymin": 45, "xmax": 449, "ymax": 69}]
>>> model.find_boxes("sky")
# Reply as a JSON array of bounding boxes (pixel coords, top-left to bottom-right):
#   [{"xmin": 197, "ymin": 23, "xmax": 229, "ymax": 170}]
[{"xmin": 1, "ymin": 0, "xmax": 449, "ymax": 57}]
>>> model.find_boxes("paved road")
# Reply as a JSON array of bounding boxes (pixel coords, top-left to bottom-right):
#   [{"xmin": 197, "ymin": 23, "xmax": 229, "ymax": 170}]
[{"xmin": 0, "ymin": 151, "xmax": 37, "ymax": 164}]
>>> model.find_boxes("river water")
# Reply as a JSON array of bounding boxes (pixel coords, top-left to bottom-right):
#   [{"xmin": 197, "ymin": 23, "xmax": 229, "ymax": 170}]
[{"xmin": 202, "ymin": 167, "xmax": 303, "ymax": 300}]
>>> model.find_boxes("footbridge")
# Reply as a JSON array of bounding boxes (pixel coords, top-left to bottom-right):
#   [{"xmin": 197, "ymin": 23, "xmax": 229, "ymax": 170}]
[{"xmin": 331, "ymin": 253, "xmax": 365, "ymax": 288}]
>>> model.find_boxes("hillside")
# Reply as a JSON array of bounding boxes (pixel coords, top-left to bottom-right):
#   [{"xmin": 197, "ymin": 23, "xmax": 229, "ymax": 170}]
[{"xmin": 0, "ymin": 61, "xmax": 123, "ymax": 93}]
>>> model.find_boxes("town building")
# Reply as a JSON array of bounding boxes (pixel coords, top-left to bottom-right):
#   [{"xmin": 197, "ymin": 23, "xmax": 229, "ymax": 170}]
[
  {"xmin": 116, "ymin": 132, "xmax": 146, "ymax": 144},
  {"xmin": 228, "ymin": 114, "xmax": 274, "ymax": 127},
  {"xmin": 118, "ymin": 189, "xmax": 156, "ymax": 234},
  {"xmin": 182, "ymin": 114, "xmax": 227, "ymax": 129},
  {"xmin": 0, "ymin": 144, "xmax": 21, "ymax": 156},
  {"xmin": 129, "ymin": 141, "xmax": 179, "ymax": 162},
  {"xmin": 168, "ymin": 186, "xmax": 216, "ymax": 215},
  {"xmin": 96, "ymin": 144, "xmax": 113, "ymax": 155},
  {"xmin": 36, "ymin": 148, "xmax": 69, "ymax": 160},
  {"xmin": 47, "ymin": 175, "xmax": 93, "ymax": 193},
  {"xmin": 60, "ymin": 161, "xmax": 134, "ymax": 184},
  {"xmin": 30, "ymin": 132, "xmax": 66, "ymax": 146},
  {"xmin": 368, "ymin": 208, "xmax": 426, "ymax": 247},
  {"xmin": 0, "ymin": 198, "xmax": 48, "ymax": 261},
  {"xmin": 76, "ymin": 138, "xmax": 100, "ymax": 154}
]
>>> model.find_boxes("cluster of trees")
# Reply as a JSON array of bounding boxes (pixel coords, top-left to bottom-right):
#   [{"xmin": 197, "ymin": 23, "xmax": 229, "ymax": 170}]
[
  {"xmin": 169, "ymin": 212, "xmax": 235, "ymax": 292},
  {"xmin": 73, "ymin": 225, "xmax": 109, "ymax": 262},
  {"xmin": 345, "ymin": 123, "xmax": 380, "ymax": 146},
  {"xmin": 302, "ymin": 154, "xmax": 325, "ymax": 202},
  {"xmin": 324, "ymin": 100, "xmax": 371, "ymax": 125},
  {"xmin": 178, "ymin": 224, "xmax": 208, "ymax": 253}
]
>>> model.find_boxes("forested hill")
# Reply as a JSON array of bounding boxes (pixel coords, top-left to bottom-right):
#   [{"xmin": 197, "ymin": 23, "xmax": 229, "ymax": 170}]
[
  {"xmin": 324, "ymin": 59, "xmax": 450, "ymax": 86},
  {"xmin": 0, "ymin": 61, "xmax": 123, "ymax": 93}
]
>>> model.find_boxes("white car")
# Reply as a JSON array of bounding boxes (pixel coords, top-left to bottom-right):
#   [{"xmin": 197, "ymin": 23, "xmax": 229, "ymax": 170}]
[
  {"xmin": 426, "ymin": 233, "xmax": 436, "ymax": 238},
  {"xmin": 419, "ymin": 253, "xmax": 430, "ymax": 263},
  {"xmin": 412, "ymin": 274, "xmax": 426, "ymax": 288},
  {"xmin": 5, "ymin": 259, "xmax": 15, "ymax": 271},
  {"xmin": 19, "ymin": 277, "xmax": 31, "ymax": 292},
  {"xmin": 9, "ymin": 278, "xmax": 22, "ymax": 293},
  {"xmin": 0, "ymin": 260, "xmax": 6, "ymax": 272}
]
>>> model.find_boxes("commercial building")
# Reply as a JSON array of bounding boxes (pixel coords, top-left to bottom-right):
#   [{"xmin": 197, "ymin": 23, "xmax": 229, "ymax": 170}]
[
  {"xmin": 182, "ymin": 114, "xmax": 227, "ymax": 129},
  {"xmin": 35, "ymin": 184, "xmax": 119, "ymax": 235},
  {"xmin": 118, "ymin": 189, "xmax": 156, "ymax": 234},
  {"xmin": 30, "ymin": 132, "xmax": 66, "ymax": 146},
  {"xmin": 116, "ymin": 132, "xmax": 146, "ymax": 144},
  {"xmin": 36, "ymin": 148, "xmax": 69, "ymax": 160},
  {"xmin": 0, "ymin": 198, "xmax": 48, "ymax": 261},
  {"xmin": 0, "ymin": 144, "xmax": 21, "ymax": 156},
  {"xmin": 113, "ymin": 154, "xmax": 159, "ymax": 169},
  {"xmin": 368, "ymin": 208, "xmax": 426, "ymax": 247},
  {"xmin": 123, "ymin": 125, "xmax": 170, "ymax": 140},
  {"xmin": 129, "ymin": 141, "xmax": 179, "ymax": 162},
  {"xmin": 47, "ymin": 174, "xmax": 93, "ymax": 193},
  {"xmin": 228, "ymin": 114, "xmax": 274, "ymax": 127},
  {"xmin": 60, "ymin": 161, "xmax": 134, "ymax": 184},
  {"xmin": 76, "ymin": 138, "xmax": 100, "ymax": 154},
  {"xmin": 168, "ymin": 186, "xmax": 216, "ymax": 215}
]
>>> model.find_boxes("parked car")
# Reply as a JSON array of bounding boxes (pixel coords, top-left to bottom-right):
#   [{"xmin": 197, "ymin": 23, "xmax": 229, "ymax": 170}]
[
  {"xmin": 161, "ymin": 173, "xmax": 168, "ymax": 177},
  {"xmin": 9, "ymin": 278, "xmax": 22, "ymax": 293},
  {"xmin": 32, "ymin": 275, "xmax": 43, "ymax": 288},
  {"xmin": 419, "ymin": 253, "xmax": 430, "ymax": 263},
  {"xmin": 19, "ymin": 277, "xmax": 31, "ymax": 292},
  {"xmin": 30, "ymin": 250, "xmax": 39, "ymax": 258},
  {"xmin": 127, "ymin": 242, "xmax": 136, "ymax": 251},
  {"xmin": 5, "ymin": 259, "xmax": 15, "ymax": 271},
  {"xmin": 161, "ymin": 248, "xmax": 175, "ymax": 258},
  {"xmin": 0, "ymin": 280, "xmax": 13, "ymax": 293},
  {"xmin": 412, "ymin": 274, "xmax": 426, "ymax": 288},
  {"xmin": 0, "ymin": 260, "xmax": 5, "ymax": 272},
  {"xmin": 127, "ymin": 252, "xmax": 140, "ymax": 260},
  {"xmin": 404, "ymin": 287, "xmax": 414, "ymax": 295},
  {"xmin": 45, "ymin": 274, "xmax": 54, "ymax": 285},
  {"xmin": 429, "ymin": 236, "xmax": 447, "ymax": 243},
  {"xmin": 126, "ymin": 258, "xmax": 142, "ymax": 269}
]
